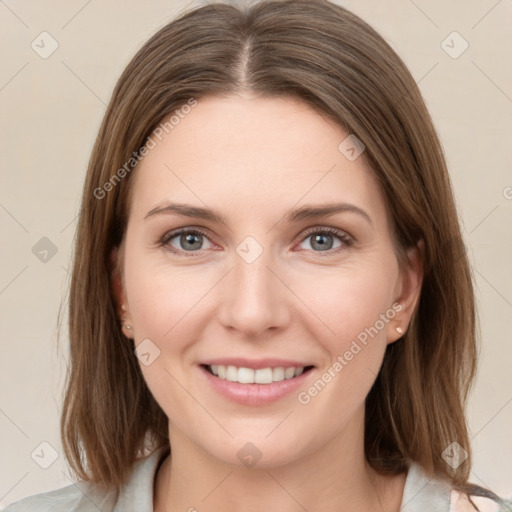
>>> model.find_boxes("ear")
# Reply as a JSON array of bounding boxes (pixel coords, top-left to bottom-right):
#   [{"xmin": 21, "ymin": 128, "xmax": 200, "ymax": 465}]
[
  {"xmin": 110, "ymin": 245, "xmax": 132, "ymax": 333},
  {"xmin": 387, "ymin": 239, "xmax": 424, "ymax": 344}
]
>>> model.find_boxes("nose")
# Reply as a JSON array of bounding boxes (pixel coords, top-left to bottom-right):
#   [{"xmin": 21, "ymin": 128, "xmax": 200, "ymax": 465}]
[{"xmin": 218, "ymin": 248, "xmax": 291, "ymax": 338}]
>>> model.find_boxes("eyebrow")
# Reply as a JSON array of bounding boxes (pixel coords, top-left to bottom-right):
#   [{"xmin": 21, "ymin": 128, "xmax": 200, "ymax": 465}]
[{"xmin": 144, "ymin": 201, "xmax": 373, "ymax": 226}]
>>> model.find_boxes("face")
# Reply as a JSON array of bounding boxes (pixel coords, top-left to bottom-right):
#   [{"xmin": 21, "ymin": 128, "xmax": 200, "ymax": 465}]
[{"xmin": 114, "ymin": 94, "xmax": 421, "ymax": 468}]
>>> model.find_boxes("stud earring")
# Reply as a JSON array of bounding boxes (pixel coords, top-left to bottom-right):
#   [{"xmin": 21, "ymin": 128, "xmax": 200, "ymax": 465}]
[
  {"xmin": 396, "ymin": 326, "xmax": 403, "ymax": 335},
  {"xmin": 124, "ymin": 323, "xmax": 132, "ymax": 330}
]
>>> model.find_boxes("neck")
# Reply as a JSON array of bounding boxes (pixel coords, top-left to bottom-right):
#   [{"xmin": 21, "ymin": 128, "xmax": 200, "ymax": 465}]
[{"xmin": 154, "ymin": 409, "xmax": 406, "ymax": 512}]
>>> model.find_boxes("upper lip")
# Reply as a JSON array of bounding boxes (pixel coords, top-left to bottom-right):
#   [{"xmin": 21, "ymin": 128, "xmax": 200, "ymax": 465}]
[{"xmin": 200, "ymin": 358, "xmax": 314, "ymax": 370}]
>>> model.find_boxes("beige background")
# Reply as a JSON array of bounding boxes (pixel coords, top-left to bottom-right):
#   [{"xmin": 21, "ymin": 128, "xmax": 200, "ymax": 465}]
[{"xmin": 1, "ymin": 0, "xmax": 511, "ymax": 507}]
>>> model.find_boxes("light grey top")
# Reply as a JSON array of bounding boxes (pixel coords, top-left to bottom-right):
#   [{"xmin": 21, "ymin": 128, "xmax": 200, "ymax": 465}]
[{"xmin": 4, "ymin": 447, "xmax": 501, "ymax": 511}]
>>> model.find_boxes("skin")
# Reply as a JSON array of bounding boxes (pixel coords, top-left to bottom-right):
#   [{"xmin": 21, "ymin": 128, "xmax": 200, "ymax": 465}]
[{"xmin": 113, "ymin": 94, "xmax": 423, "ymax": 512}]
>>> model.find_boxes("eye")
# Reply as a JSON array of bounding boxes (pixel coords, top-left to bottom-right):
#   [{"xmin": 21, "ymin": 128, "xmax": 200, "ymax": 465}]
[
  {"xmin": 159, "ymin": 226, "xmax": 353, "ymax": 257},
  {"xmin": 160, "ymin": 228, "xmax": 214, "ymax": 255},
  {"xmin": 296, "ymin": 227, "xmax": 353, "ymax": 254}
]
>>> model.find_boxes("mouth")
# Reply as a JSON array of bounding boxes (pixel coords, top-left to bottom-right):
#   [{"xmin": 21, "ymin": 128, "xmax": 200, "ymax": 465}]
[{"xmin": 201, "ymin": 364, "xmax": 315, "ymax": 384}]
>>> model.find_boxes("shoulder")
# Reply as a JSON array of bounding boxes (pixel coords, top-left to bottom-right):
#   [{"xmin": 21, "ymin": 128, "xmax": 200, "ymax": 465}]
[
  {"xmin": 3, "ymin": 481, "xmax": 116, "ymax": 512},
  {"xmin": 3, "ymin": 446, "xmax": 169, "ymax": 512},
  {"xmin": 450, "ymin": 490, "xmax": 505, "ymax": 512},
  {"xmin": 401, "ymin": 461, "xmax": 506, "ymax": 512}
]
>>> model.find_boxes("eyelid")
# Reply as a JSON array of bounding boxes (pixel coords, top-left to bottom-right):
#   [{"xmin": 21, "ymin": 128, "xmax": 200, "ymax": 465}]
[
  {"xmin": 299, "ymin": 225, "xmax": 352, "ymax": 240},
  {"xmin": 295, "ymin": 226, "xmax": 354, "ymax": 253},
  {"xmin": 159, "ymin": 226, "xmax": 216, "ymax": 256},
  {"xmin": 160, "ymin": 226, "xmax": 210, "ymax": 243},
  {"xmin": 159, "ymin": 225, "xmax": 354, "ymax": 256}
]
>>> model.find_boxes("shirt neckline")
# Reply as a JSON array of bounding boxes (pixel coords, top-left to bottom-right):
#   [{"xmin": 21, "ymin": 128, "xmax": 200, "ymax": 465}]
[{"xmin": 113, "ymin": 447, "xmax": 451, "ymax": 512}]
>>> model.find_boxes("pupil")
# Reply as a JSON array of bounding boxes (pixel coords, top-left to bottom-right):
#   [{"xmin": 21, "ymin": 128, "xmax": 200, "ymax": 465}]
[
  {"xmin": 182, "ymin": 233, "xmax": 202, "ymax": 250},
  {"xmin": 178, "ymin": 233, "xmax": 334, "ymax": 252},
  {"xmin": 312, "ymin": 234, "xmax": 332, "ymax": 251}
]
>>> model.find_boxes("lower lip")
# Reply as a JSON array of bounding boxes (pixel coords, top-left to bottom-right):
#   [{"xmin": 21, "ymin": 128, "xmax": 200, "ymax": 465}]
[{"xmin": 199, "ymin": 365, "xmax": 314, "ymax": 406}]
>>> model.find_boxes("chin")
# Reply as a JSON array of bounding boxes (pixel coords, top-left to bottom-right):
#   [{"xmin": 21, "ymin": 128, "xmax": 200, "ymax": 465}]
[{"xmin": 199, "ymin": 429, "xmax": 315, "ymax": 470}]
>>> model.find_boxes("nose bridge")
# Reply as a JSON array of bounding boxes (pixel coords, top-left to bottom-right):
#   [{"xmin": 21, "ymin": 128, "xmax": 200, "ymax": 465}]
[{"xmin": 218, "ymin": 237, "xmax": 289, "ymax": 335}]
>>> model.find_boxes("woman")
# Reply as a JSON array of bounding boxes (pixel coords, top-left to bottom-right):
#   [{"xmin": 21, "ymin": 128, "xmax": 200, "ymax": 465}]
[{"xmin": 5, "ymin": 0, "xmax": 509, "ymax": 510}]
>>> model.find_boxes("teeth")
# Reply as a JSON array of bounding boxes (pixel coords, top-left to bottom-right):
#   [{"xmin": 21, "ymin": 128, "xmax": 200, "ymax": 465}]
[
  {"xmin": 272, "ymin": 367, "xmax": 285, "ymax": 382},
  {"xmin": 238, "ymin": 367, "xmax": 255, "ymax": 383},
  {"xmin": 255, "ymin": 368, "xmax": 273, "ymax": 384},
  {"xmin": 225, "ymin": 365, "xmax": 237, "ymax": 381},
  {"xmin": 284, "ymin": 367, "xmax": 295, "ymax": 379},
  {"xmin": 207, "ymin": 365, "xmax": 307, "ymax": 384}
]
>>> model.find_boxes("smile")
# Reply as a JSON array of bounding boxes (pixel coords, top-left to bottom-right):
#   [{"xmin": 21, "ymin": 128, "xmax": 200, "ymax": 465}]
[
  {"xmin": 204, "ymin": 364, "xmax": 314, "ymax": 384},
  {"xmin": 199, "ymin": 362, "xmax": 316, "ymax": 406}
]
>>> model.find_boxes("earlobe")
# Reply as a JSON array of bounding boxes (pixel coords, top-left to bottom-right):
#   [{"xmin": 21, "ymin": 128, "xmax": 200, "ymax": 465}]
[
  {"xmin": 402, "ymin": 239, "xmax": 424, "ymax": 314},
  {"xmin": 388, "ymin": 240, "xmax": 424, "ymax": 344},
  {"xmin": 110, "ymin": 246, "xmax": 132, "ymax": 327},
  {"xmin": 110, "ymin": 248, "xmax": 124, "ymax": 313},
  {"xmin": 387, "ymin": 311, "xmax": 406, "ymax": 345}
]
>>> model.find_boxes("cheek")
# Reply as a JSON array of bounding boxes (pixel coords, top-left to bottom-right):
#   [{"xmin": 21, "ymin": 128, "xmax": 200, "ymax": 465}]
[
  {"xmin": 124, "ymin": 251, "xmax": 214, "ymax": 340},
  {"xmin": 123, "ymin": 261, "xmax": 212, "ymax": 418},
  {"xmin": 294, "ymin": 261, "xmax": 398, "ymax": 347},
  {"xmin": 292, "ymin": 261, "xmax": 398, "ymax": 406},
  {"xmin": 292, "ymin": 270, "xmax": 396, "ymax": 427}
]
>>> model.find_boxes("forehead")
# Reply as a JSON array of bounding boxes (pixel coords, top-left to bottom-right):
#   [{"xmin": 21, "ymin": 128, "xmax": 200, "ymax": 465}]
[{"xmin": 129, "ymin": 94, "xmax": 386, "ymax": 223}]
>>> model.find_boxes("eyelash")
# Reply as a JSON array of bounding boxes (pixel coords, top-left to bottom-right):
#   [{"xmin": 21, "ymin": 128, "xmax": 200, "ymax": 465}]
[{"xmin": 158, "ymin": 226, "xmax": 353, "ymax": 257}]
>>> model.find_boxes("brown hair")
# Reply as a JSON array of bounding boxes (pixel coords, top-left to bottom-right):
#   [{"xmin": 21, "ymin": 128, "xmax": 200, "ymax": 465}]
[{"xmin": 61, "ymin": 0, "xmax": 484, "ymax": 502}]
